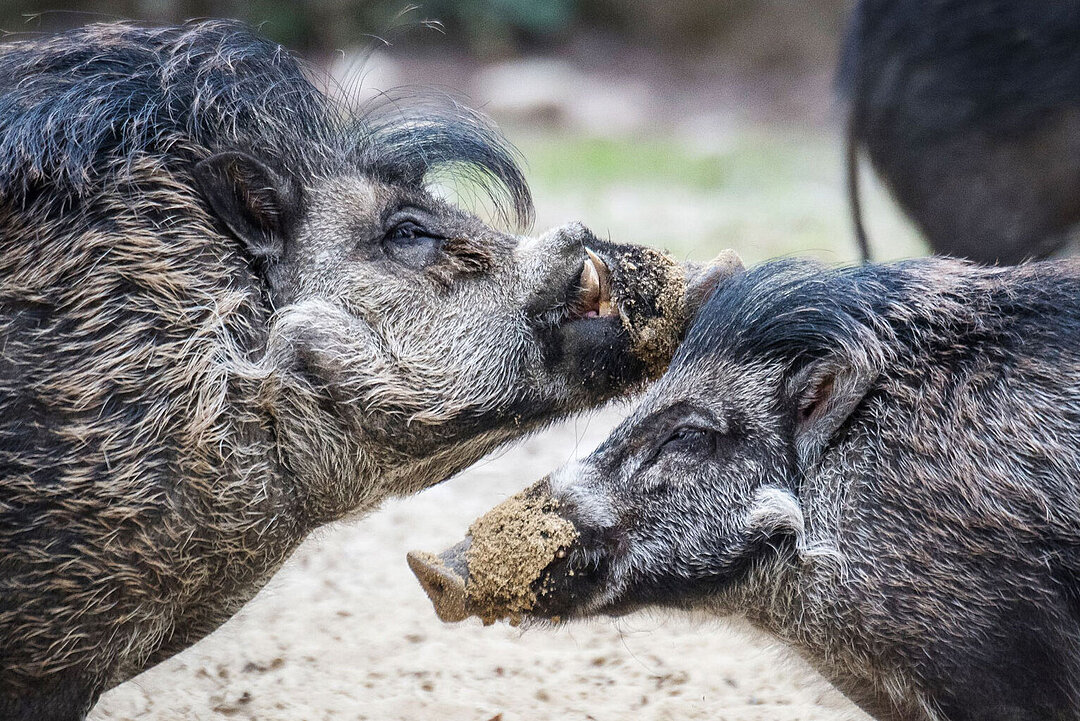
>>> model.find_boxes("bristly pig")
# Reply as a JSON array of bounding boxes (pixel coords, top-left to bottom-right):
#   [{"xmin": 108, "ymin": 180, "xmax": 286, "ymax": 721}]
[
  {"xmin": 0, "ymin": 20, "xmax": 732, "ymax": 720},
  {"xmin": 415, "ymin": 257, "xmax": 1080, "ymax": 721}
]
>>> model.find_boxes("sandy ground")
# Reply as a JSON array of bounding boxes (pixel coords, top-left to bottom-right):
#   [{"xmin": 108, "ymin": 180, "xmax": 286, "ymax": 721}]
[{"xmin": 91, "ymin": 407, "xmax": 869, "ymax": 721}]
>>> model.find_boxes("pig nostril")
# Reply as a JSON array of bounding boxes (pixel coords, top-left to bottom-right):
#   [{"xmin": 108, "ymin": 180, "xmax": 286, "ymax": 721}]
[{"xmin": 406, "ymin": 550, "xmax": 470, "ymax": 624}]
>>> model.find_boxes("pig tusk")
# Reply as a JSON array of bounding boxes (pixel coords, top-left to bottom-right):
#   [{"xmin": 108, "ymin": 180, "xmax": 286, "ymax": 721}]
[
  {"xmin": 580, "ymin": 252, "xmax": 601, "ymax": 306},
  {"xmin": 585, "ymin": 249, "xmax": 618, "ymax": 318}
]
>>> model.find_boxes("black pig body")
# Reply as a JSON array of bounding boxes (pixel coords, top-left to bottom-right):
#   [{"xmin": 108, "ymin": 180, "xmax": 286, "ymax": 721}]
[
  {"xmin": 536, "ymin": 259, "xmax": 1080, "ymax": 720},
  {"xmin": 842, "ymin": 0, "xmax": 1080, "ymax": 264}
]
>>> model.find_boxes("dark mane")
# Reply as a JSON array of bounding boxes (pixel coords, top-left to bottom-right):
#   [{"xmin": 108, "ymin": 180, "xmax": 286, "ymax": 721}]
[
  {"xmin": 0, "ymin": 20, "xmax": 532, "ymax": 227},
  {"xmin": 681, "ymin": 259, "xmax": 897, "ymax": 375},
  {"xmin": 681, "ymin": 257, "xmax": 1080, "ymax": 376}
]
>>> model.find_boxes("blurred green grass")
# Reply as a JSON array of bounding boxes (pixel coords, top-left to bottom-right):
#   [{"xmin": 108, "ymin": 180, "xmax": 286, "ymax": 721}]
[
  {"xmin": 510, "ymin": 128, "xmax": 928, "ymax": 267},
  {"xmin": 520, "ymin": 134, "xmax": 736, "ymax": 190}
]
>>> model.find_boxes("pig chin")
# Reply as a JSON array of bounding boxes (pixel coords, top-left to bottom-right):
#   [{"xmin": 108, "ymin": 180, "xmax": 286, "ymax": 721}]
[
  {"xmin": 526, "ymin": 552, "xmax": 667, "ymax": 621},
  {"xmin": 520, "ymin": 543, "xmax": 618, "ymax": 621}
]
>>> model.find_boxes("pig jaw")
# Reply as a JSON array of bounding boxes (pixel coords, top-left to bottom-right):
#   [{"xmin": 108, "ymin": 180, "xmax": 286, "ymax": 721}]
[
  {"xmin": 523, "ymin": 460, "xmax": 800, "ymax": 621},
  {"xmin": 404, "ymin": 488, "xmax": 780, "ymax": 624}
]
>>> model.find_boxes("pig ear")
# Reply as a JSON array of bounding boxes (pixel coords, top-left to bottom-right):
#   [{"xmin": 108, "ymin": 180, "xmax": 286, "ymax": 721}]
[
  {"xmin": 787, "ymin": 357, "xmax": 875, "ymax": 468},
  {"xmin": 684, "ymin": 249, "xmax": 744, "ymax": 314},
  {"xmin": 193, "ymin": 151, "xmax": 300, "ymax": 265}
]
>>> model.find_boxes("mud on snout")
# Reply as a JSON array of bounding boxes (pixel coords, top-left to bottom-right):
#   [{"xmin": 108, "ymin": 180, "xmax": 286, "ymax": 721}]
[
  {"xmin": 407, "ymin": 478, "xmax": 606, "ymax": 626},
  {"xmin": 585, "ymin": 242, "xmax": 743, "ymax": 379}
]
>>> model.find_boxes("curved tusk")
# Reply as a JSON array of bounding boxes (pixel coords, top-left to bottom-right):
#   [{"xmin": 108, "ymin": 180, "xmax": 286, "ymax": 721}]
[
  {"xmin": 585, "ymin": 249, "xmax": 618, "ymax": 318},
  {"xmin": 580, "ymin": 252, "xmax": 601, "ymax": 306}
]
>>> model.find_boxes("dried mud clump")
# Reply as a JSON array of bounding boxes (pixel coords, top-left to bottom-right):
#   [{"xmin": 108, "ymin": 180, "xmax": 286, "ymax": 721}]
[
  {"xmin": 608, "ymin": 246, "xmax": 688, "ymax": 378},
  {"xmin": 464, "ymin": 483, "xmax": 578, "ymax": 626}
]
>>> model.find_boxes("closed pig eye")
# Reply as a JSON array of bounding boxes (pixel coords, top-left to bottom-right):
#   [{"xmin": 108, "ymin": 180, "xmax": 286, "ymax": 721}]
[
  {"xmin": 637, "ymin": 427, "xmax": 714, "ymax": 496},
  {"xmin": 381, "ymin": 213, "xmax": 444, "ymax": 268},
  {"xmin": 634, "ymin": 426, "xmax": 718, "ymax": 496},
  {"xmin": 659, "ymin": 426, "xmax": 714, "ymax": 456}
]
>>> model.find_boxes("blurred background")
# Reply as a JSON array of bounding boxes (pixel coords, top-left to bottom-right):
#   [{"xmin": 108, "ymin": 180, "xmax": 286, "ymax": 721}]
[{"xmin": 0, "ymin": 0, "xmax": 928, "ymax": 265}]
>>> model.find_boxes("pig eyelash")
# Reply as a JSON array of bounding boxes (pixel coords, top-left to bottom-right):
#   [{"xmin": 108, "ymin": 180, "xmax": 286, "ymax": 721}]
[
  {"xmin": 384, "ymin": 219, "xmax": 440, "ymax": 244},
  {"xmin": 648, "ymin": 424, "xmax": 719, "ymax": 464},
  {"xmin": 661, "ymin": 425, "xmax": 711, "ymax": 450}
]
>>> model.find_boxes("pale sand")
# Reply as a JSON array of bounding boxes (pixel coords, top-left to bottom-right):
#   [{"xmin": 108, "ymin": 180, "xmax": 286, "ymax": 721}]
[{"xmin": 91, "ymin": 408, "xmax": 869, "ymax": 721}]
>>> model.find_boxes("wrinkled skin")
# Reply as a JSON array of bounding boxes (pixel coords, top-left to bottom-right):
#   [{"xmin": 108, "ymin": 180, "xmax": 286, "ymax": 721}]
[{"xmin": 425, "ymin": 258, "xmax": 1080, "ymax": 721}]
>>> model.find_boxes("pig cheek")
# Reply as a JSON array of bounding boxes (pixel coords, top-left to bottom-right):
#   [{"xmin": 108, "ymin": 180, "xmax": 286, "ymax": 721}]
[
  {"xmin": 338, "ymin": 269, "xmax": 422, "ymax": 325},
  {"xmin": 626, "ymin": 489, "xmax": 721, "ymax": 580},
  {"xmin": 605, "ymin": 497, "xmax": 678, "ymax": 574}
]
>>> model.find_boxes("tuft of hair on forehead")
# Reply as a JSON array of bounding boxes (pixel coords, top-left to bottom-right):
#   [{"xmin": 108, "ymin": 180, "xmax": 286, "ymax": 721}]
[
  {"xmin": 352, "ymin": 94, "xmax": 533, "ymax": 231},
  {"xmin": 678, "ymin": 258, "xmax": 900, "ymax": 376},
  {"xmin": 678, "ymin": 255, "xmax": 1080, "ymax": 381},
  {"xmin": 0, "ymin": 19, "xmax": 533, "ymax": 229}
]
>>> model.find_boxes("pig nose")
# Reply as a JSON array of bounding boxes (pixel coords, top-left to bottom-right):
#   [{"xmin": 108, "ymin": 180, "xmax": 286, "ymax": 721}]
[
  {"xmin": 557, "ymin": 221, "xmax": 592, "ymax": 245},
  {"xmin": 536, "ymin": 221, "xmax": 598, "ymax": 257},
  {"xmin": 406, "ymin": 540, "xmax": 471, "ymax": 623}
]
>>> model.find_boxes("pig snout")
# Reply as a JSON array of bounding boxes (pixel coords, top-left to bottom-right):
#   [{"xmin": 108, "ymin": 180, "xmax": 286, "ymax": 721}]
[
  {"xmin": 407, "ymin": 480, "xmax": 586, "ymax": 626},
  {"xmin": 406, "ymin": 539, "xmax": 472, "ymax": 623}
]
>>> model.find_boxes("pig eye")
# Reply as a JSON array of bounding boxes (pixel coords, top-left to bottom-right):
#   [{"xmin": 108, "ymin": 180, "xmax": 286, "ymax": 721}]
[
  {"xmin": 659, "ymin": 426, "xmax": 713, "ymax": 456},
  {"xmin": 381, "ymin": 214, "xmax": 443, "ymax": 269},
  {"xmin": 386, "ymin": 220, "xmax": 432, "ymax": 244}
]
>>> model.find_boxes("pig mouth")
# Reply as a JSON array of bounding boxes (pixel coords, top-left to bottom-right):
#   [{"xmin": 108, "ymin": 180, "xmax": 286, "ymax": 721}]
[{"xmin": 529, "ymin": 248, "xmax": 620, "ymax": 331}]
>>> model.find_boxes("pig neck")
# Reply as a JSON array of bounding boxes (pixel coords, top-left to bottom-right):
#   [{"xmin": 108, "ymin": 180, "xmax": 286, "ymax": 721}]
[
  {"xmin": 725, "ymin": 552, "xmax": 927, "ymax": 721},
  {"xmin": 260, "ymin": 376, "xmax": 378, "ymax": 529},
  {"xmin": 728, "ymin": 467, "xmax": 933, "ymax": 720}
]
